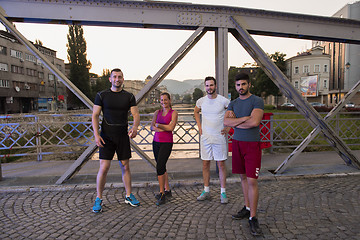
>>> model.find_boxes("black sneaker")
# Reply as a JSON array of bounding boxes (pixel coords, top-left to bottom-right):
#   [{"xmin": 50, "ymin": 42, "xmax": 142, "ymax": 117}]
[
  {"xmin": 155, "ymin": 190, "xmax": 172, "ymax": 200},
  {"xmin": 156, "ymin": 193, "xmax": 166, "ymax": 206},
  {"xmin": 232, "ymin": 206, "xmax": 250, "ymax": 220},
  {"xmin": 249, "ymin": 217, "xmax": 263, "ymax": 236}
]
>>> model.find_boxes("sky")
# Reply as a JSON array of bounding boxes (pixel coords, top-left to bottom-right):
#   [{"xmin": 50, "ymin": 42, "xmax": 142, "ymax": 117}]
[{"xmin": 1, "ymin": 0, "xmax": 355, "ymax": 81}]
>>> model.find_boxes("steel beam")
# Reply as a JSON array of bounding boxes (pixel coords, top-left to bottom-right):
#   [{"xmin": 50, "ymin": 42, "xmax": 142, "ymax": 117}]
[
  {"xmin": 1, "ymin": 0, "xmax": 360, "ymax": 44},
  {"xmin": 274, "ymin": 78, "xmax": 360, "ymax": 173},
  {"xmin": 215, "ymin": 27, "xmax": 229, "ymax": 97},
  {"xmin": 229, "ymin": 16, "xmax": 360, "ymax": 170}
]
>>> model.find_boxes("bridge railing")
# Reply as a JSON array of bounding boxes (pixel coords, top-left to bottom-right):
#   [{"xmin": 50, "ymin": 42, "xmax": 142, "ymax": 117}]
[{"xmin": 1, "ymin": 112, "xmax": 360, "ymax": 162}]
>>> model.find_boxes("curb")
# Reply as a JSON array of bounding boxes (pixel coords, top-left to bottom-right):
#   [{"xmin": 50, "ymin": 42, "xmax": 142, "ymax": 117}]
[{"xmin": 0, "ymin": 171, "xmax": 359, "ymax": 193}]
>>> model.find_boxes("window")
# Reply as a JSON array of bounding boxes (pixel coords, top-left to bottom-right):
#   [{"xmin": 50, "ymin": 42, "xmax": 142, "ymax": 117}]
[
  {"xmin": 323, "ymin": 79, "xmax": 328, "ymax": 89},
  {"xmin": 11, "ymin": 65, "xmax": 24, "ymax": 74},
  {"xmin": 303, "ymin": 65, "xmax": 310, "ymax": 73},
  {"xmin": 294, "ymin": 81, "xmax": 299, "ymax": 89},
  {"xmin": 26, "ymin": 68, "xmax": 37, "ymax": 77},
  {"xmin": 38, "ymin": 72, "xmax": 44, "ymax": 79},
  {"xmin": 324, "ymin": 64, "xmax": 328, "ymax": 73},
  {"xmin": 0, "ymin": 45, "xmax": 6, "ymax": 55},
  {"xmin": 0, "ymin": 79, "xmax": 9, "ymax": 88},
  {"xmin": 48, "ymin": 74, "xmax": 55, "ymax": 81},
  {"xmin": 25, "ymin": 54, "xmax": 37, "ymax": 63},
  {"xmin": 314, "ymin": 64, "xmax": 320, "ymax": 73},
  {"xmin": 294, "ymin": 66, "xmax": 299, "ymax": 74},
  {"xmin": 10, "ymin": 49, "xmax": 23, "ymax": 60},
  {"xmin": 0, "ymin": 63, "xmax": 8, "ymax": 71}
]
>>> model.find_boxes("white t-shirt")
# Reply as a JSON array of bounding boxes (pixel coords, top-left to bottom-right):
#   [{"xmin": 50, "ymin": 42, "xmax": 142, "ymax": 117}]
[{"xmin": 196, "ymin": 94, "xmax": 230, "ymax": 144}]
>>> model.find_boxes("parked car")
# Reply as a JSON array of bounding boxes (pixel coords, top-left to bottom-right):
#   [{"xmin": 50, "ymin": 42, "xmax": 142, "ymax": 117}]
[
  {"xmin": 345, "ymin": 102, "xmax": 355, "ymax": 108},
  {"xmin": 310, "ymin": 102, "xmax": 325, "ymax": 107},
  {"xmin": 281, "ymin": 102, "xmax": 294, "ymax": 107}
]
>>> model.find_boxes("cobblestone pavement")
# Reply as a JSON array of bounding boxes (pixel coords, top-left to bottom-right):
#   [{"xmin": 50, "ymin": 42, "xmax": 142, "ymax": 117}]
[{"xmin": 1, "ymin": 175, "xmax": 359, "ymax": 240}]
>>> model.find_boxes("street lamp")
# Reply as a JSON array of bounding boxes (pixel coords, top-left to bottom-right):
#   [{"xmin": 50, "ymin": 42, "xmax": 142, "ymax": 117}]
[{"xmin": 338, "ymin": 62, "xmax": 351, "ymax": 103}]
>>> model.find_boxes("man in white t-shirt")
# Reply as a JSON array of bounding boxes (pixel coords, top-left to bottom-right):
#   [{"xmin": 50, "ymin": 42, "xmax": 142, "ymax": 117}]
[{"xmin": 194, "ymin": 76, "xmax": 231, "ymax": 204}]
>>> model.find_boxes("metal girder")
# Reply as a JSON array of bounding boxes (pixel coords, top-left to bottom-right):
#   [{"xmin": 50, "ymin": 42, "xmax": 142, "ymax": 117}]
[
  {"xmin": 136, "ymin": 26, "xmax": 207, "ymax": 103},
  {"xmin": 1, "ymin": 0, "xmax": 360, "ymax": 44},
  {"xmin": 274, "ymin": 78, "xmax": 360, "ymax": 174},
  {"xmin": 215, "ymin": 27, "xmax": 229, "ymax": 97},
  {"xmin": 229, "ymin": 16, "xmax": 360, "ymax": 170}
]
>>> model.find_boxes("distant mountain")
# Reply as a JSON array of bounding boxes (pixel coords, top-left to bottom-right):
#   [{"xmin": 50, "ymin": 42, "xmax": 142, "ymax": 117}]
[{"xmin": 160, "ymin": 79, "xmax": 203, "ymax": 95}]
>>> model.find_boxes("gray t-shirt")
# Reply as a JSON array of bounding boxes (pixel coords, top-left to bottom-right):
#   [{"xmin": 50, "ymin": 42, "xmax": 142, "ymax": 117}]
[{"xmin": 227, "ymin": 95, "xmax": 264, "ymax": 142}]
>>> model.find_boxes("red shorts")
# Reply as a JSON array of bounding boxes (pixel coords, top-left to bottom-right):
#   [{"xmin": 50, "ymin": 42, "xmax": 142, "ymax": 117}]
[{"xmin": 232, "ymin": 140, "xmax": 262, "ymax": 179}]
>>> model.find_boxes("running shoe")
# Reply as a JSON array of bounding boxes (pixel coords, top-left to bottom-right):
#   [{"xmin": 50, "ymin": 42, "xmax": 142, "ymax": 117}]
[
  {"xmin": 92, "ymin": 197, "xmax": 103, "ymax": 213},
  {"xmin": 125, "ymin": 193, "xmax": 140, "ymax": 207},
  {"xmin": 220, "ymin": 192, "xmax": 228, "ymax": 204},
  {"xmin": 232, "ymin": 206, "xmax": 250, "ymax": 219},
  {"xmin": 156, "ymin": 193, "xmax": 166, "ymax": 206},
  {"xmin": 197, "ymin": 190, "xmax": 211, "ymax": 201},
  {"xmin": 155, "ymin": 190, "xmax": 172, "ymax": 200},
  {"xmin": 249, "ymin": 217, "xmax": 263, "ymax": 236}
]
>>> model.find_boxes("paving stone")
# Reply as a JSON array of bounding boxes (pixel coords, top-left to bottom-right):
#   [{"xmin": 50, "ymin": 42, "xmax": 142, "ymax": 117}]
[{"xmin": 0, "ymin": 175, "xmax": 359, "ymax": 239}]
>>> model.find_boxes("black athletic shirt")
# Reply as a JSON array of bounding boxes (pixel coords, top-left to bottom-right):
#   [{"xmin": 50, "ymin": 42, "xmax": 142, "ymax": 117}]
[{"xmin": 94, "ymin": 89, "xmax": 137, "ymax": 136}]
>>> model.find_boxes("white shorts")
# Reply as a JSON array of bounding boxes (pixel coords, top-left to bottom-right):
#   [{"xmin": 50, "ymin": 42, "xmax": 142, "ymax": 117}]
[{"xmin": 200, "ymin": 137, "xmax": 228, "ymax": 161}]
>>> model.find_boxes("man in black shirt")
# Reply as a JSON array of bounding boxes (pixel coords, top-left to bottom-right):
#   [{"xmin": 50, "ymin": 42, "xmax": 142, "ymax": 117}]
[{"xmin": 92, "ymin": 68, "xmax": 140, "ymax": 213}]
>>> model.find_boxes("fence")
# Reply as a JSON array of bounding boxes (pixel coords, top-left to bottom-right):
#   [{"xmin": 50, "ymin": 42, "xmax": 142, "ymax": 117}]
[{"xmin": 1, "ymin": 112, "xmax": 360, "ymax": 162}]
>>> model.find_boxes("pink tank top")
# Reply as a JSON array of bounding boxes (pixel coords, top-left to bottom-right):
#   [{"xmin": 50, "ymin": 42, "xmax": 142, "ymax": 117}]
[{"xmin": 154, "ymin": 109, "xmax": 174, "ymax": 143}]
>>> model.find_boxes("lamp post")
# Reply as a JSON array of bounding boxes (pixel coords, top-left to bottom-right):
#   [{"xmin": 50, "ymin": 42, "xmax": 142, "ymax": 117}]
[{"xmin": 338, "ymin": 62, "xmax": 351, "ymax": 103}]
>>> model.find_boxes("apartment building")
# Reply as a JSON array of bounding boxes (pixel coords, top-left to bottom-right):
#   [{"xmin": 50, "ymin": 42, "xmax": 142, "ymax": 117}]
[
  {"xmin": 0, "ymin": 30, "xmax": 67, "ymax": 114},
  {"xmin": 286, "ymin": 46, "xmax": 331, "ymax": 105}
]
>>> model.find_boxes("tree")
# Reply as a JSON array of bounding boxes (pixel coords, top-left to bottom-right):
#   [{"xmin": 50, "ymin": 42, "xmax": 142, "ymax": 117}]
[
  {"xmin": 192, "ymin": 88, "xmax": 204, "ymax": 103},
  {"xmin": 252, "ymin": 52, "xmax": 286, "ymax": 99},
  {"xmin": 91, "ymin": 69, "xmax": 111, "ymax": 98},
  {"xmin": 35, "ymin": 39, "xmax": 43, "ymax": 46},
  {"xmin": 183, "ymin": 94, "xmax": 192, "ymax": 103},
  {"xmin": 67, "ymin": 24, "xmax": 92, "ymax": 108}
]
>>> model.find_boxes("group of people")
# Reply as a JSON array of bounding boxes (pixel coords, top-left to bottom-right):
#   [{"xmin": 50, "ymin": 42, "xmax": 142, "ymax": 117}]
[{"xmin": 91, "ymin": 68, "xmax": 264, "ymax": 236}]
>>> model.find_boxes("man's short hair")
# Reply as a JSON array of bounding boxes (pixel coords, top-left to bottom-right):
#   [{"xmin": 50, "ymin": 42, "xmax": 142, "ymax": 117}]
[
  {"xmin": 205, "ymin": 76, "xmax": 216, "ymax": 85},
  {"xmin": 235, "ymin": 73, "xmax": 250, "ymax": 83},
  {"xmin": 111, "ymin": 68, "xmax": 123, "ymax": 76}
]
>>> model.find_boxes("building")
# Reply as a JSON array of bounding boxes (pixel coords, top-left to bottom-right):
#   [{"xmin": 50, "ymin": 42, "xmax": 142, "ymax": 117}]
[
  {"xmin": 0, "ymin": 30, "xmax": 67, "ymax": 114},
  {"xmin": 285, "ymin": 46, "xmax": 331, "ymax": 105},
  {"xmin": 313, "ymin": 1, "xmax": 360, "ymax": 106}
]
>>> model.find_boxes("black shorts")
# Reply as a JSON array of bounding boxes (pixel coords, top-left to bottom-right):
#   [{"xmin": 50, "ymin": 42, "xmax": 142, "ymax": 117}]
[{"xmin": 99, "ymin": 133, "xmax": 131, "ymax": 160}]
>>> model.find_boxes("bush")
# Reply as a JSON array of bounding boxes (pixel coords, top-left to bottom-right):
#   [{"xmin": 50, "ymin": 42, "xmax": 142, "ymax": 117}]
[{"xmin": 264, "ymin": 104, "xmax": 276, "ymax": 110}]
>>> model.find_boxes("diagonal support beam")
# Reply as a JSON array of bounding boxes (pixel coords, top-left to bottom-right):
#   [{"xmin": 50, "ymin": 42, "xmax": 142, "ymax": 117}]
[
  {"xmin": 136, "ymin": 27, "xmax": 207, "ymax": 103},
  {"xmin": 274, "ymin": 78, "xmax": 360, "ymax": 173},
  {"xmin": 229, "ymin": 16, "xmax": 360, "ymax": 170}
]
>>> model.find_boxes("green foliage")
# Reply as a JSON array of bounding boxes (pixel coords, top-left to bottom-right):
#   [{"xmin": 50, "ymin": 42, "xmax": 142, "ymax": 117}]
[
  {"xmin": 252, "ymin": 52, "xmax": 286, "ymax": 99},
  {"xmin": 91, "ymin": 69, "xmax": 111, "ymax": 100},
  {"xmin": 183, "ymin": 94, "xmax": 192, "ymax": 103},
  {"xmin": 192, "ymin": 88, "xmax": 204, "ymax": 103},
  {"xmin": 67, "ymin": 24, "xmax": 92, "ymax": 107}
]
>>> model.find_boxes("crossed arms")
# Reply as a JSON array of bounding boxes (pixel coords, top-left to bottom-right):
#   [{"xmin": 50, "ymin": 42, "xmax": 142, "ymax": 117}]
[{"xmin": 223, "ymin": 108, "xmax": 264, "ymax": 129}]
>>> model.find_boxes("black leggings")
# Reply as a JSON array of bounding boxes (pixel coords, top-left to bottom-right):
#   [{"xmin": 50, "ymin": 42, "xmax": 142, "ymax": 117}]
[{"xmin": 152, "ymin": 141, "xmax": 173, "ymax": 176}]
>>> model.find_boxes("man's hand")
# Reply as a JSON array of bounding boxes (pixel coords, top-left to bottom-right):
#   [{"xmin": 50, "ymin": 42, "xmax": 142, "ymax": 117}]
[
  {"xmin": 95, "ymin": 134, "xmax": 105, "ymax": 147},
  {"xmin": 128, "ymin": 126, "xmax": 138, "ymax": 138}
]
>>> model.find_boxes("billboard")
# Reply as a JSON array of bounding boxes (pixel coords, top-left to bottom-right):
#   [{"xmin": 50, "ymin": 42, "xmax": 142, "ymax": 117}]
[{"xmin": 300, "ymin": 75, "xmax": 318, "ymax": 97}]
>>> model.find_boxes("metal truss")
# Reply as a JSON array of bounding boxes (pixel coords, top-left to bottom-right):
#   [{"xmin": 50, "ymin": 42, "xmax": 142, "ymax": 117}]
[{"xmin": 1, "ymin": 0, "xmax": 359, "ymax": 183}]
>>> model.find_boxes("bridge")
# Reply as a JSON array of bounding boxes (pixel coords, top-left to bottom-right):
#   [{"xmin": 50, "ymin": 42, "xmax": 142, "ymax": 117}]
[{"xmin": 0, "ymin": 0, "xmax": 359, "ymax": 183}]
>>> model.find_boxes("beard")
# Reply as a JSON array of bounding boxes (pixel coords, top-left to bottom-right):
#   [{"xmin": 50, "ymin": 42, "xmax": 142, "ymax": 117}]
[
  {"xmin": 238, "ymin": 88, "xmax": 249, "ymax": 95},
  {"xmin": 206, "ymin": 89, "xmax": 216, "ymax": 95}
]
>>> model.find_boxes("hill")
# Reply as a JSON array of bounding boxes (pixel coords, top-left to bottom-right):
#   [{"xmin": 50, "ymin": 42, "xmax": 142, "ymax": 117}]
[{"xmin": 160, "ymin": 79, "xmax": 203, "ymax": 95}]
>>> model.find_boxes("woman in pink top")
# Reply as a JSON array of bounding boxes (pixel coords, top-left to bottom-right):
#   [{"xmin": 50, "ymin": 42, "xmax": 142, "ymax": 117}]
[{"xmin": 151, "ymin": 92, "xmax": 178, "ymax": 206}]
